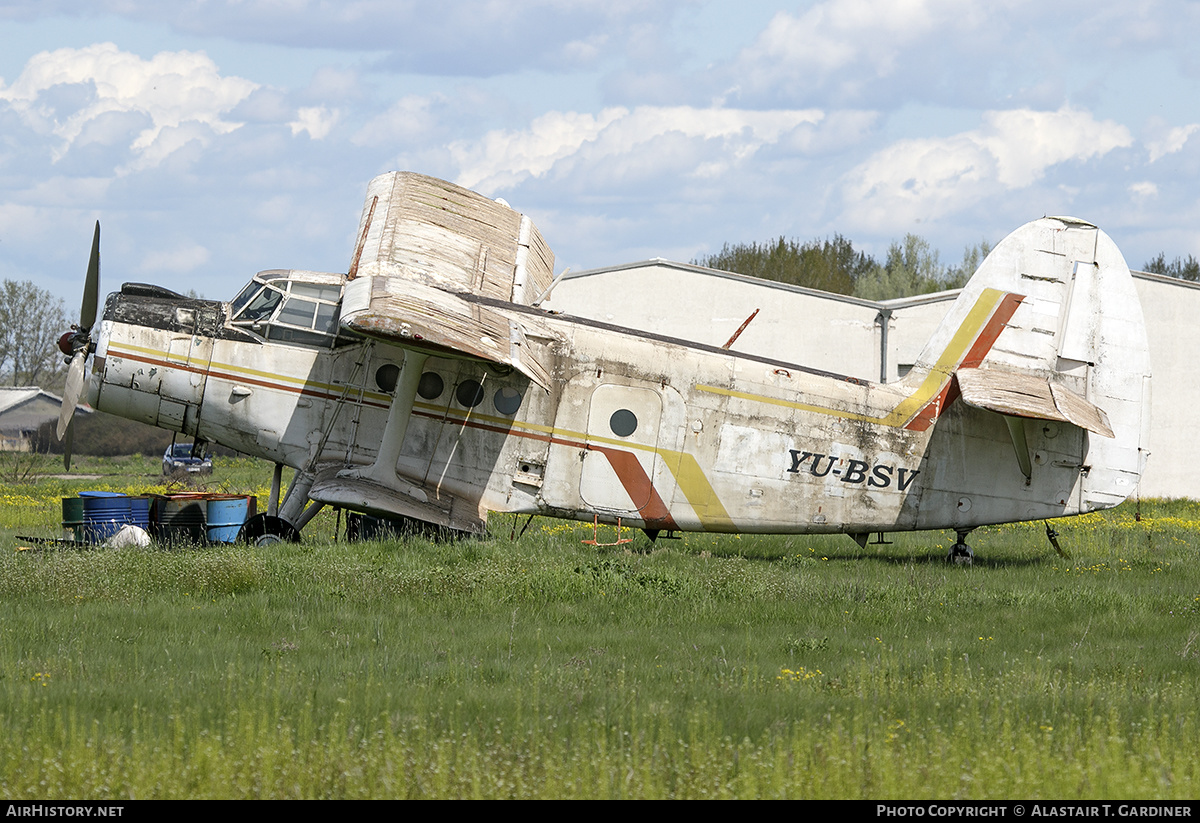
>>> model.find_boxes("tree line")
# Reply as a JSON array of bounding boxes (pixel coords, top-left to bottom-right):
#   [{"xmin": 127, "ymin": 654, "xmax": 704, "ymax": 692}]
[
  {"xmin": 0, "ymin": 280, "xmax": 69, "ymax": 391},
  {"xmin": 693, "ymin": 234, "xmax": 1198, "ymax": 297}
]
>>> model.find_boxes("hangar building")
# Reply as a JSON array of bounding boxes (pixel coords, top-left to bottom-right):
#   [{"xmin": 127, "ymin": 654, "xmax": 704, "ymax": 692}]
[{"xmin": 545, "ymin": 262, "xmax": 1197, "ymax": 499}]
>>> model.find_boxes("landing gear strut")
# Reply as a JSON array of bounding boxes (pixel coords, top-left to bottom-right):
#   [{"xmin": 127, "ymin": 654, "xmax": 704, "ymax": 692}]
[
  {"xmin": 946, "ymin": 529, "xmax": 974, "ymax": 564},
  {"xmin": 237, "ymin": 463, "xmax": 321, "ymax": 546}
]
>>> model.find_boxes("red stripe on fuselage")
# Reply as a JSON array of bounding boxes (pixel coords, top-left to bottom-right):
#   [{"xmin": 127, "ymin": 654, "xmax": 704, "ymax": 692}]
[
  {"xmin": 904, "ymin": 292, "xmax": 1024, "ymax": 431},
  {"xmin": 409, "ymin": 409, "xmax": 678, "ymax": 529},
  {"xmin": 585, "ymin": 445, "xmax": 680, "ymax": 531}
]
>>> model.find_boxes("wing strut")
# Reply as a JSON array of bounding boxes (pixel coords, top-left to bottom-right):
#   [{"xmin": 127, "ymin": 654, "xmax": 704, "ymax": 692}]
[{"xmin": 338, "ymin": 350, "xmax": 429, "ymax": 489}]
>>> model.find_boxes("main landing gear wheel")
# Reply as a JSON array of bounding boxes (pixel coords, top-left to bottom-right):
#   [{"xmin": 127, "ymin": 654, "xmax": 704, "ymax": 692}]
[
  {"xmin": 947, "ymin": 542, "xmax": 974, "ymax": 564},
  {"xmin": 238, "ymin": 514, "xmax": 301, "ymax": 547},
  {"xmin": 946, "ymin": 529, "xmax": 974, "ymax": 565}
]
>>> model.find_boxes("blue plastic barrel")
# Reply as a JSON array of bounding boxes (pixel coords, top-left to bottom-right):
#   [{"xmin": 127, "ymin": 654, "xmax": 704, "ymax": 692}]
[
  {"xmin": 206, "ymin": 495, "xmax": 251, "ymax": 543},
  {"xmin": 80, "ymin": 491, "xmax": 129, "ymax": 543},
  {"xmin": 128, "ymin": 497, "xmax": 151, "ymax": 532}
]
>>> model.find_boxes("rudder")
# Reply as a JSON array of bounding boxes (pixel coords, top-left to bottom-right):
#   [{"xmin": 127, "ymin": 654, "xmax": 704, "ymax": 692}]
[{"xmin": 905, "ymin": 216, "xmax": 1150, "ymax": 520}]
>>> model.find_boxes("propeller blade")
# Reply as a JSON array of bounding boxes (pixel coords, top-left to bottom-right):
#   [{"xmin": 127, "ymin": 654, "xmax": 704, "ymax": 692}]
[
  {"xmin": 81, "ymin": 221, "xmax": 100, "ymax": 330},
  {"xmin": 63, "ymin": 418, "xmax": 74, "ymax": 472},
  {"xmin": 57, "ymin": 351, "xmax": 87, "ymax": 441}
]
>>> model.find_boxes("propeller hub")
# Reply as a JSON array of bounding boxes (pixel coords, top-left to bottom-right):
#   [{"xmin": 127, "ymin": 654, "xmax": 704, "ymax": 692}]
[{"xmin": 58, "ymin": 331, "xmax": 76, "ymax": 357}]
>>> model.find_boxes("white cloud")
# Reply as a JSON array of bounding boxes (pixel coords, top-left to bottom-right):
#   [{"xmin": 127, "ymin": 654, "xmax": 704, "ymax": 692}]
[
  {"xmin": 1146, "ymin": 123, "xmax": 1199, "ymax": 162},
  {"xmin": 731, "ymin": 0, "xmax": 1007, "ymax": 99},
  {"xmin": 841, "ymin": 106, "xmax": 1132, "ymax": 230},
  {"xmin": 0, "ymin": 43, "xmax": 258, "ymax": 169},
  {"xmin": 976, "ymin": 108, "xmax": 1131, "ymax": 187},
  {"xmin": 1129, "ymin": 181, "xmax": 1158, "ymax": 199},
  {"xmin": 450, "ymin": 105, "xmax": 826, "ymax": 194},
  {"xmin": 450, "ymin": 108, "xmax": 626, "ymax": 192},
  {"xmin": 138, "ymin": 243, "xmax": 211, "ymax": 275},
  {"xmin": 289, "ymin": 106, "xmax": 340, "ymax": 140},
  {"xmin": 353, "ymin": 95, "xmax": 444, "ymax": 146}
]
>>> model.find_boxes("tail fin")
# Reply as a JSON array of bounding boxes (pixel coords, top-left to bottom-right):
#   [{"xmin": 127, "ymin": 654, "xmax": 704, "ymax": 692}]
[{"xmin": 906, "ymin": 216, "xmax": 1150, "ymax": 521}]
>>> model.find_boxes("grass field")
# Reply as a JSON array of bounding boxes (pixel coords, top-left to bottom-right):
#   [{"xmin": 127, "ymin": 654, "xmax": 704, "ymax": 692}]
[{"xmin": 0, "ymin": 453, "xmax": 1197, "ymax": 798}]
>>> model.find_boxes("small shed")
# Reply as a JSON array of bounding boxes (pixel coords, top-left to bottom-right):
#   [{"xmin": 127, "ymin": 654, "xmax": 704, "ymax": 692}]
[{"xmin": 0, "ymin": 387, "xmax": 92, "ymax": 451}]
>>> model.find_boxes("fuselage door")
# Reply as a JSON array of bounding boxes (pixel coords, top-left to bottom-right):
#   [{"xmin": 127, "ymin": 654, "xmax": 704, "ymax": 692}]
[{"xmin": 579, "ymin": 384, "xmax": 662, "ymax": 513}]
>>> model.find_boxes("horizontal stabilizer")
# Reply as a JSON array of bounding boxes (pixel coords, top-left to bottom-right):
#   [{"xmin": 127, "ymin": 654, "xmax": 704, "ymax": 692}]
[{"xmin": 956, "ymin": 367, "xmax": 1114, "ymax": 438}]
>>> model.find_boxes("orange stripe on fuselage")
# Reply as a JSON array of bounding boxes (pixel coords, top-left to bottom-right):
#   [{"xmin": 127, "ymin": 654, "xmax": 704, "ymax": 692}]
[
  {"xmin": 903, "ymin": 292, "xmax": 1024, "ymax": 431},
  {"xmin": 585, "ymin": 445, "xmax": 680, "ymax": 531},
  {"xmin": 106, "ymin": 347, "xmax": 391, "ymax": 410},
  {"xmin": 408, "ymin": 408, "xmax": 679, "ymax": 530}
]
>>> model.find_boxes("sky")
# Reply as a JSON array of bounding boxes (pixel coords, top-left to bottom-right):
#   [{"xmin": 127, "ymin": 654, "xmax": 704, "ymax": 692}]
[{"xmin": 2, "ymin": 0, "xmax": 1199, "ymax": 310}]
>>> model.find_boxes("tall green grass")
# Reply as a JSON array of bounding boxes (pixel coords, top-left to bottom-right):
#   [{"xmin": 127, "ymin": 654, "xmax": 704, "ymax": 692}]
[{"xmin": 0, "ymin": 459, "xmax": 1197, "ymax": 797}]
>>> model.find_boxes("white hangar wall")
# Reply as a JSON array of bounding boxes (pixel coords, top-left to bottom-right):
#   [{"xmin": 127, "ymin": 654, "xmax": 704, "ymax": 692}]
[
  {"xmin": 546, "ymin": 263, "xmax": 1199, "ymax": 499},
  {"xmin": 546, "ymin": 261, "xmax": 890, "ymax": 381}
]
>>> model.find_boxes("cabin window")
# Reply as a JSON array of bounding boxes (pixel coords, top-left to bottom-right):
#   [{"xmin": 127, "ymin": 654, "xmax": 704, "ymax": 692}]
[
  {"xmin": 375, "ymin": 364, "xmax": 400, "ymax": 393},
  {"xmin": 456, "ymin": 380, "xmax": 486, "ymax": 408},
  {"xmin": 494, "ymin": 387, "xmax": 522, "ymax": 415},
  {"xmin": 609, "ymin": 409, "xmax": 638, "ymax": 437},
  {"xmin": 417, "ymin": 372, "xmax": 444, "ymax": 400}
]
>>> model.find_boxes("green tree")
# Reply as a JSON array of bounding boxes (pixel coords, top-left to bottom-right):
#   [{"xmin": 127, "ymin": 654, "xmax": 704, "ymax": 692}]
[
  {"xmin": 693, "ymin": 235, "xmax": 875, "ymax": 296},
  {"xmin": 943, "ymin": 240, "xmax": 993, "ymax": 290},
  {"xmin": 1143, "ymin": 253, "xmax": 1200, "ymax": 281},
  {"xmin": 0, "ymin": 280, "xmax": 70, "ymax": 389},
  {"xmin": 853, "ymin": 234, "xmax": 939, "ymax": 301},
  {"xmin": 851, "ymin": 235, "xmax": 992, "ymax": 301},
  {"xmin": 33, "ymin": 411, "xmax": 175, "ymax": 457},
  {"xmin": 696, "ymin": 233, "xmax": 995, "ymax": 301}
]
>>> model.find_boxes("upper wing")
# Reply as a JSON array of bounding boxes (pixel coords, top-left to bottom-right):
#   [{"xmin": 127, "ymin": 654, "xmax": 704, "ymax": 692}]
[{"xmin": 339, "ymin": 172, "xmax": 558, "ymax": 389}]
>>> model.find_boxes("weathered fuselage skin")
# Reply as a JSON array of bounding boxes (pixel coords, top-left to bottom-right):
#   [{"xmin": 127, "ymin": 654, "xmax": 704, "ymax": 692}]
[{"xmin": 87, "ymin": 213, "xmax": 1150, "ymax": 540}]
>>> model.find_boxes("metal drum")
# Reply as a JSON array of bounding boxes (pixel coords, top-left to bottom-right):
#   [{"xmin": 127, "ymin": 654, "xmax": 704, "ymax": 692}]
[
  {"xmin": 79, "ymin": 491, "xmax": 129, "ymax": 543},
  {"xmin": 205, "ymin": 495, "xmax": 252, "ymax": 543},
  {"xmin": 154, "ymin": 494, "xmax": 207, "ymax": 545},
  {"xmin": 128, "ymin": 496, "xmax": 151, "ymax": 532},
  {"xmin": 61, "ymin": 496, "xmax": 85, "ymax": 542}
]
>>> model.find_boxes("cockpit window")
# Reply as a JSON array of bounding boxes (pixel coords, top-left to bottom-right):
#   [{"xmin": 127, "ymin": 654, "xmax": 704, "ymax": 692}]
[
  {"xmin": 276, "ymin": 297, "xmax": 318, "ymax": 328},
  {"xmin": 231, "ymin": 282, "xmax": 261, "ymax": 315},
  {"xmin": 315, "ymin": 302, "xmax": 337, "ymax": 333},
  {"xmin": 236, "ymin": 287, "xmax": 284, "ymax": 322},
  {"xmin": 230, "ymin": 272, "xmax": 344, "ymax": 348},
  {"xmin": 290, "ymin": 282, "xmax": 342, "ymax": 303}
]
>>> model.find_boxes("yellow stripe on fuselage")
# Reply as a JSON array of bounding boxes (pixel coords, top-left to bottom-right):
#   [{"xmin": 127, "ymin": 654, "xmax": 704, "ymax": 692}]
[
  {"xmin": 415, "ymin": 401, "xmax": 734, "ymax": 531},
  {"xmin": 106, "ymin": 340, "xmax": 393, "ymax": 403},
  {"xmin": 694, "ymin": 288, "xmax": 1007, "ymax": 425}
]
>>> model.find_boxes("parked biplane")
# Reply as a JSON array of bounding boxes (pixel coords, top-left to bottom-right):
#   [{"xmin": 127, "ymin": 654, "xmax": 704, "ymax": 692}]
[{"xmin": 57, "ymin": 172, "xmax": 1151, "ymax": 560}]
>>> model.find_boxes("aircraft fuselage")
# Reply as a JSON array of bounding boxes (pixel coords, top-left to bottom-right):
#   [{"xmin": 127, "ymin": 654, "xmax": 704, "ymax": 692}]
[{"xmin": 88, "ymin": 276, "xmax": 1097, "ymax": 539}]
